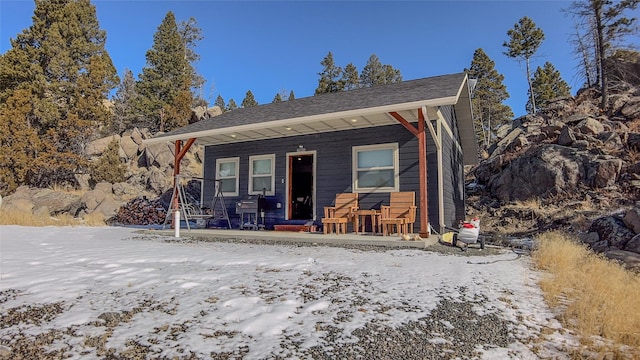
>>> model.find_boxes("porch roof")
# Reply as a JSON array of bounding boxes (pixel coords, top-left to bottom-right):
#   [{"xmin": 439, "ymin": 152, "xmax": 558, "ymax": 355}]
[{"xmin": 147, "ymin": 72, "xmax": 478, "ymax": 165}]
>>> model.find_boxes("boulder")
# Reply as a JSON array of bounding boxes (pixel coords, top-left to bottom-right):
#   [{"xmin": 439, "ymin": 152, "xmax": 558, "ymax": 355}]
[
  {"xmin": 603, "ymin": 249, "xmax": 640, "ymax": 272},
  {"xmin": 557, "ymin": 126, "xmax": 575, "ymax": 146},
  {"xmin": 586, "ymin": 157, "xmax": 622, "ymax": 188},
  {"xmin": 145, "ymin": 142, "xmax": 173, "ymax": 168},
  {"xmin": 148, "ymin": 168, "xmax": 171, "ymax": 194},
  {"xmin": 206, "ymin": 106, "xmax": 223, "ymax": 118},
  {"xmin": 625, "ymin": 234, "xmax": 640, "ymax": 254},
  {"xmin": 120, "ymin": 135, "xmax": 139, "ymax": 160},
  {"xmin": 576, "ymin": 117, "xmax": 605, "ymax": 135},
  {"xmin": 94, "ymin": 182, "xmax": 113, "ymax": 194},
  {"xmin": 31, "ymin": 190, "xmax": 82, "ymax": 216},
  {"xmin": 112, "ymin": 182, "xmax": 138, "ymax": 197},
  {"xmin": 74, "ymin": 173, "xmax": 91, "ymax": 191},
  {"xmin": 489, "ymin": 145, "xmax": 584, "ymax": 201},
  {"xmin": 623, "ymin": 207, "xmax": 640, "ymax": 234},
  {"xmin": 81, "ymin": 190, "xmax": 108, "ymax": 212},
  {"xmin": 589, "ymin": 216, "xmax": 635, "ymax": 250},
  {"xmin": 92, "ymin": 197, "xmax": 121, "ymax": 217},
  {"xmin": 620, "ymin": 96, "xmax": 640, "ymax": 119},
  {"xmin": 32, "ymin": 205, "xmax": 50, "ymax": 218},
  {"xmin": 1, "ymin": 197, "xmax": 34, "ymax": 213},
  {"xmin": 86, "ymin": 135, "xmax": 121, "ymax": 157}
]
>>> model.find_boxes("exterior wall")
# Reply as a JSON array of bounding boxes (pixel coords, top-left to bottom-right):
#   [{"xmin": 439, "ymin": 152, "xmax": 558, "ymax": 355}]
[
  {"xmin": 203, "ymin": 123, "xmax": 447, "ymax": 230},
  {"xmin": 439, "ymin": 105, "xmax": 466, "ymax": 231}
]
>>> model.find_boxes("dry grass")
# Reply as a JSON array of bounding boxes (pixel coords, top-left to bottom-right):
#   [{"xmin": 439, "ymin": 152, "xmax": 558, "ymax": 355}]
[
  {"xmin": 0, "ymin": 209, "xmax": 106, "ymax": 226},
  {"xmin": 532, "ymin": 231, "xmax": 640, "ymax": 353}
]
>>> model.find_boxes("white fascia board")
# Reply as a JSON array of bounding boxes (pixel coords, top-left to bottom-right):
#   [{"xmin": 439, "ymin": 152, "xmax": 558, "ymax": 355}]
[{"xmin": 143, "ymin": 97, "xmax": 459, "ymax": 145}]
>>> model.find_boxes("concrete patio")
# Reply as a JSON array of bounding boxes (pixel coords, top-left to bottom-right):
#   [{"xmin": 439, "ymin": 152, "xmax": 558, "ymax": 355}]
[{"xmin": 141, "ymin": 227, "xmax": 440, "ymax": 249}]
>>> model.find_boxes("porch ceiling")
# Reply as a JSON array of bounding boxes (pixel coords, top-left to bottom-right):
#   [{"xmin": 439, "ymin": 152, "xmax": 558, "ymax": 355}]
[{"xmin": 192, "ymin": 108, "xmax": 420, "ymax": 146}]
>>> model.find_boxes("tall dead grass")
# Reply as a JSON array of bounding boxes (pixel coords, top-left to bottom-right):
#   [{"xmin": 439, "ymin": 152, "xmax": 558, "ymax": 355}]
[
  {"xmin": 0, "ymin": 209, "xmax": 106, "ymax": 226},
  {"xmin": 532, "ymin": 231, "xmax": 640, "ymax": 351}
]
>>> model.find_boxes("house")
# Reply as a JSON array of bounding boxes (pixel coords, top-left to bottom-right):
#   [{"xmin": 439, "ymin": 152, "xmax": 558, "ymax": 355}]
[{"xmin": 146, "ymin": 72, "xmax": 477, "ymax": 236}]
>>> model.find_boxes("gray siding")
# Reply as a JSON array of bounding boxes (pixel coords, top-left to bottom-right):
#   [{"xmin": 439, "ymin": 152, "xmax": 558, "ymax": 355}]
[
  {"xmin": 439, "ymin": 105, "xmax": 466, "ymax": 230},
  {"xmin": 203, "ymin": 123, "xmax": 447, "ymax": 231}
]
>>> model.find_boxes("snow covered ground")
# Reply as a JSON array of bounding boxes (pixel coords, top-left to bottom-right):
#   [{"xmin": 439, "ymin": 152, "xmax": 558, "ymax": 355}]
[{"xmin": 0, "ymin": 226, "xmax": 575, "ymax": 359}]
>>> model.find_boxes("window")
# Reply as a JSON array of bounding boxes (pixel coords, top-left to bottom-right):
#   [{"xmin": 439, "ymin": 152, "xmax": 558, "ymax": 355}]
[
  {"xmin": 215, "ymin": 157, "xmax": 239, "ymax": 196},
  {"xmin": 249, "ymin": 154, "xmax": 275, "ymax": 195},
  {"xmin": 352, "ymin": 143, "xmax": 399, "ymax": 192}
]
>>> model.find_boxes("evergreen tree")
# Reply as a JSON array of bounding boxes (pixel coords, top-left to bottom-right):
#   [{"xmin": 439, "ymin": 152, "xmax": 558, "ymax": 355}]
[
  {"xmin": 288, "ymin": 90, "xmax": 296, "ymax": 100},
  {"xmin": 527, "ymin": 62, "xmax": 571, "ymax": 113},
  {"xmin": 465, "ymin": 49, "xmax": 514, "ymax": 149},
  {"xmin": 503, "ymin": 16, "xmax": 545, "ymax": 114},
  {"xmin": 89, "ymin": 139, "xmax": 126, "ymax": 184},
  {"xmin": 342, "ymin": 63, "xmax": 360, "ymax": 90},
  {"xmin": 111, "ymin": 69, "xmax": 139, "ymax": 134},
  {"xmin": 272, "ymin": 93, "xmax": 283, "ymax": 103},
  {"xmin": 215, "ymin": 95, "xmax": 226, "ymax": 112},
  {"xmin": 0, "ymin": 0, "xmax": 118, "ymax": 191},
  {"xmin": 227, "ymin": 98, "xmax": 238, "ymax": 111},
  {"xmin": 178, "ymin": 17, "xmax": 206, "ymax": 106},
  {"xmin": 136, "ymin": 11, "xmax": 193, "ymax": 132},
  {"xmin": 566, "ymin": 0, "xmax": 639, "ymax": 110},
  {"xmin": 241, "ymin": 90, "xmax": 258, "ymax": 108},
  {"xmin": 0, "ymin": 89, "xmax": 42, "ymax": 195},
  {"xmin": 315, "ymin": 51, "xmax": 344, "ymax": 94},
  {"xmin": 360, "ymin": 54, "xmax": 402, "ymax": 87}
]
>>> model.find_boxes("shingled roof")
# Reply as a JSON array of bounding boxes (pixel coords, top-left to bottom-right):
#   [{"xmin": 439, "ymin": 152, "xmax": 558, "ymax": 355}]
[{"xmin": 147, "ymin": 72, "xmax": 477, "ymax": 164}]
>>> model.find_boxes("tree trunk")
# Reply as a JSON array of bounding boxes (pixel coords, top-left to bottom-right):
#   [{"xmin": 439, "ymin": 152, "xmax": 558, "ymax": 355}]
[
  {"xmin": 594, "ymin": 1, "xmax": 608, "ymax": 110},
  {"xmin": 526, "ymin": 58, "xmax": 537, "ymax": 114}
]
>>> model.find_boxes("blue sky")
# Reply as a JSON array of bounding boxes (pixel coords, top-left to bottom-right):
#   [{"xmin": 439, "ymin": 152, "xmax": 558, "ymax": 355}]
[{"xmin": 0, "ymin": 0, "xmax": 621, "ymax": 117}]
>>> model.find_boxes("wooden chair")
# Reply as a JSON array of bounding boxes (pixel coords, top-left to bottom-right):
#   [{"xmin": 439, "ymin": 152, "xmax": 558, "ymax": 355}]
[
  {"xmin": 322, "ymin": 193, "xmax": 358, "ymax": 234},
  {"xmin": 380, "ymin": 192, "xmax": 417, "ymax": 236}
]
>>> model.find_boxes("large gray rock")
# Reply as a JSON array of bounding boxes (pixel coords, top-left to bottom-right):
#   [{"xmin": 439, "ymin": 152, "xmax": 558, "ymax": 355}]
[
  {"xmin": 120, "ymin": 135, "xmax": 139, "ymax": 160},
  {"xmin": 603, "ymin": 249, "xmax": 640, "ymax": 272},
  {"xmin": 589, "ymin": 216, "xmax": 635, "ymax": 250},
  {"xmin": 87, "ymin": 135, "xmax": 121, "ymax": 156},
  {"xmin": 623, "ymin": 207, "xmax": 640, "ymax": 234},
  {"xmin": 92, "ymin": 197, "xmax": 121, "ymax": 217},
  {"xmin": 620, "ymin": 96, "xmax": 640, "ymax": 119},
  {"xmin": 576, "ymin": 117, "xmax": 605, "ymax": 135},
  {"xmin": 145, "ymin": 142, "xmax": 173, "ymax": 168},
  {"xmin": 94, "ymin": 182, "xmax": 113, "ymax": 194},
  {"xmin": 81, "ymin": 190, "xmax": 107, "ymax": 212},
  {"xmin": 489, "ymin": 145, "xmax": 584, "ymax": 201},
  {"xmin": 113, "ymin": 182, "xmax": 138, "ymax": 197},
  {"xmin": 625, "ymin": 234, "xmax": 640, "ymax": 254},
  {"xmin": 586, "ymin": 157, "xmax": 622, "ymax": 188},
  {"xmin": 31, "ymin": 189, "xmax": 82, "ymax": 216},
  {"xmin": 148, "ymin": 168, "xmax": 171, "ymax": 194}
]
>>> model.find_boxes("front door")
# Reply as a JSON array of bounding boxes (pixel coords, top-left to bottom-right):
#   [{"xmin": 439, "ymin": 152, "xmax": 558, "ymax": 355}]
[{"xmin": 287, "ymin": 153, "xmax": 314, "ymax": 220}]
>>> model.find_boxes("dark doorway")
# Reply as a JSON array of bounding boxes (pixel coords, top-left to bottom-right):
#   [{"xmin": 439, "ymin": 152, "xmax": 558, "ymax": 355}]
[{"xmin": 288, "ymin": 154, "xmax": 314, "ymax": 220}]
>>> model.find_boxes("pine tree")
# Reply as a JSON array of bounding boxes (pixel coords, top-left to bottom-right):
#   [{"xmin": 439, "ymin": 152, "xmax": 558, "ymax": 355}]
[
  {"xmin": 111, "ymin": 69, "xmax": 139, "ymax": 134},
  {"xmin": 465, "ymin": 48, "xmax": 514, "ymax": 149},
  {"xmin": 566, "ymin": 0, "xmax": 639, "ymax": 110},
  {"xmin": 0, "ymin": 0, "xmax": 118, "ymax": 190},
  {"xmin": 315, "ymin": 51, "xmax": 344, "ymax": 94},
  {"xmin": 0, "ymin": 89, "xmax": 42, "ymax": 195},
  {"xmin": 178, "ymin": 17, "xmax": 206, "ymax": 107},
  {"xmin": 503, "ymin": 16, "xmax": 545, "ymax": 114},
  {"xmin": 241, "ymin": 90, "xmax": 258, "ymax": 108},
  {"xmin": 272, "ymin": 93, "xmax": 283, "ymax": 103},
  {"xmin": 89, "ymin": 139, "xmax": 126, "ymax": 184},
  {"xmin": 227, "ymin": 98, "xmax": 238, "ymax": 111},
  {"xmin": 342, "ymin": 63, "xmax": 360, "ymax": 90},
  {"xmin": 215, "ymin": 95, "xmax": 226, "ymax": 112},
  {"xmin": 136, "ymin": 11, "xmax": 194, "ymax": 132},
  {"xmin": 360, "ymin": 54, "xmax": 402, "ymax": 87},
  {"xmin": 528, "ymin": 62, "xmax": 571, "ymax": 113},
  {"xmin": 288, "ymin": 90, "xmax": 296, "ymax": 100}
]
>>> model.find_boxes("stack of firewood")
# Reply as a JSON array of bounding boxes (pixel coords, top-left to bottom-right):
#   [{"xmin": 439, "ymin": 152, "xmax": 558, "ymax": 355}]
[{"xmin": 112, "ymin": 196, "xmax": 167, "ymax": 225}]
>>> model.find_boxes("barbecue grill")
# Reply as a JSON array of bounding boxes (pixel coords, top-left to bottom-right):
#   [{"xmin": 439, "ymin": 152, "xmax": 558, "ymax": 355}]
[{"xmin": 235, "ymin": 195, "xmax": 266, "ymax": 230}]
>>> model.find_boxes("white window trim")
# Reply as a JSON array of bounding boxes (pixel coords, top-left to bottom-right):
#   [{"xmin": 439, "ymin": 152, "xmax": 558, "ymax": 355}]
[
  {"xmin": 249, "ymin": 154, "xmax": 276, "ymax": 196},
  {"xmin": 352, "ymin": 143, "xmax": 399, "ymax": 193},
  {"xmin": 215, "ymin": 157, "xmax": 240, "ymax": 197}
]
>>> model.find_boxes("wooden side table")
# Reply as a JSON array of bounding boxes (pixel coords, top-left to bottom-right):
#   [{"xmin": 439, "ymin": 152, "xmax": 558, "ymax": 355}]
[{"xmin": 355, "ymin": 209, "xmax": 380, "ymax": 234}]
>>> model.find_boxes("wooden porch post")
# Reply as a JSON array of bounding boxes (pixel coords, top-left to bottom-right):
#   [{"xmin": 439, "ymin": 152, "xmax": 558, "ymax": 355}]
[
  {"xmin": 417, "ymin": 108, "xmax": 429, "ymax": 237},
  {"xmin": 388, "ymin": 110, "xmax": 429, "ymax": 237},
  {"xmin": 171, "ymin": 138, "xmax": 197, "ymax": 211}
]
